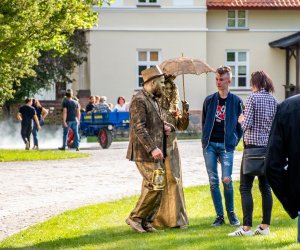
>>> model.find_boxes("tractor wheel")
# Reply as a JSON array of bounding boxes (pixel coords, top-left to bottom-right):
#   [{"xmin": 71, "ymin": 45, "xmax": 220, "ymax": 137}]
[
  {"xmin": 98, "ymin": 128, "xmax": 113, "ymax": 149},
  {"xmin": 67, "ymin": 128, "xmax": 75, "ymax": 148}
]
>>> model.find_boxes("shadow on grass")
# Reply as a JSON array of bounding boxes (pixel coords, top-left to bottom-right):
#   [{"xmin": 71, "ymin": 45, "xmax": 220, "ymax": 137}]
[{"xmin": 1, "ymin": 217, "xmax": 297, "ymax": 250}]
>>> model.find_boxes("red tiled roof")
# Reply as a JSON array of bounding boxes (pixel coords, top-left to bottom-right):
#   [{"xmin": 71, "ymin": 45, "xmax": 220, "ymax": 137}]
[{"xmin": 207, "ymin": 0, "xmax": 300, "ymax": 9}]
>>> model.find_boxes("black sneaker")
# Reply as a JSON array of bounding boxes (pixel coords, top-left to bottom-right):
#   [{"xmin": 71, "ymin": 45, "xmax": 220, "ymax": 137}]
[
  {"xmin": 58, "ymin": 147, "xmax": 66, "ymax": 151},
  {"xmin": 211, "ymin": 216, "xmax": 225, "ymax": 226},
  {"xmin": 228, "ymin": 212, "xmax": 240, "ymax": 226},
  {"xmin": 76, "ymin": 147, "xmax": 80, "ymax": 151}
]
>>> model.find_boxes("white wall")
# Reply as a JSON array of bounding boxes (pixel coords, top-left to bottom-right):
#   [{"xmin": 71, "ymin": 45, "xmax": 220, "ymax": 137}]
[
  {"xmin": 89, "ymin": 31, "xmax": 208, "ymax": 109},
  {"xmin": 87, "ymin": 4, "xmax": 208, "ymax": 109}
]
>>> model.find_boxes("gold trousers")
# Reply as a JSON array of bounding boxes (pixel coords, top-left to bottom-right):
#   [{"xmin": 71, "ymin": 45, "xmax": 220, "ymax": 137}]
[
  {"xmin": 153, "ymin": 142, "xmax": 189, "ymax": 228},
  {"xmin": 129, "ymin": 161, "xmax": 164, "ymax": 223}
]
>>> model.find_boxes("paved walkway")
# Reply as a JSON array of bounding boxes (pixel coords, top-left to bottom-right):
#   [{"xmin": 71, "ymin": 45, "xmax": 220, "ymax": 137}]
[{"xmin": 0, "ymin": 140, "xmax": 242, "ymax": 241}]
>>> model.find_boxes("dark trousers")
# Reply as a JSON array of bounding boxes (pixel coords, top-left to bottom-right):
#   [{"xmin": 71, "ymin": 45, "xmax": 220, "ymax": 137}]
[
  {"xmin": 239, "ymin": 145, "xmax": 273, "ymax": 227},
  {"xmin": 21, "ymin": 123, "xmax": 32, "ymax": 144}
]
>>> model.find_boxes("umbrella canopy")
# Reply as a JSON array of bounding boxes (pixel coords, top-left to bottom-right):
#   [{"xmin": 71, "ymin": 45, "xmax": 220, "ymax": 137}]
[{"xmin": 160, "ymin": 57, "xmax": 215, "ymax": 77}]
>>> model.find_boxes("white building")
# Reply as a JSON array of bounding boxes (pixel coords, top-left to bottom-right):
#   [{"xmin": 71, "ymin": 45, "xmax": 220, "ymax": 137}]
[{"xmin": 42, "ymin": 0, "xmax": 300, "ymax": 114}]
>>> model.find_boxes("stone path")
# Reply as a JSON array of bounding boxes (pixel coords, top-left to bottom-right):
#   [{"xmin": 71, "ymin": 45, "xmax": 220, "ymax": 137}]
[{"xmin": 0, "ymin": 140, "xmax": 242, "ymax": 241}]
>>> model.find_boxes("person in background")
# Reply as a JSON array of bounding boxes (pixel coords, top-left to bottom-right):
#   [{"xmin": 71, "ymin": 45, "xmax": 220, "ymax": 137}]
[
  {"xmin": 32, "ymin": 99, "xmax": 48, "ymax": 150},
  {"xmin": 94, "ymin": 96, "xmax": 111, "ymax": 112},
  {"xmin": 229, "ymin": 70, "xmax": 277, "ymax": 237},
  {"xmin": 112, "ymin": 96, "xmax": 129, "ymax": 112},
  {"xmin": 153, "ymin": 76, "xmax": 189, "ymax": 229},
  {"xmin": 265, "ymin": 94, "xmax": 300, "ymax": 243},
  {"xmin": 58, "ymin": 89, "xmax": 81, "ymax": 151},
  {"xmin": 85, "ymin": 96, "xmax": 95, "ymax": 113},
  {"xmin": 95, "ymin": 95, "xmax": 100, "ymax": 105},
  {"xmin": 202, "ymin": 65, "xmax": 243, "ymax": 227},
  {"xmin": 17, "ymin": 98, "xmax": 41, "ymax": 150}
]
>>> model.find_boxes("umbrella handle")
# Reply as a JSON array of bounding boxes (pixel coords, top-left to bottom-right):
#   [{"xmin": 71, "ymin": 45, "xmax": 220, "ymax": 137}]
[
  {"xmin": 182, "ymin": 74, "xmax": 186, "ymax": 102},
  {"xmin": 181, "ymin": 52, "xmax": 186, "ymax": 102}
]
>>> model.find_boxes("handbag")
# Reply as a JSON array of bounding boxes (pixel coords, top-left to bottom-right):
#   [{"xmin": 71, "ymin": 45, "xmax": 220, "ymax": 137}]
[{"xmin": 242, "ymin": 147, "xmax": 267, "ymax": 176}]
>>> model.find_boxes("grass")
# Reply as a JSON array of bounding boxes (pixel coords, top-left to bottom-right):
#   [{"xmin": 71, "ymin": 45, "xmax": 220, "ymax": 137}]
[
  {"xmin": 0, "ymin": 182, "xmax": 298, "ymax": 250},
  {"xmin": 0, "ymin": 150, "xmax": 89, "ymax": 162},
  {"xmin": 236, "ymin": 140, "xmax": 244, "ymax": 151}
]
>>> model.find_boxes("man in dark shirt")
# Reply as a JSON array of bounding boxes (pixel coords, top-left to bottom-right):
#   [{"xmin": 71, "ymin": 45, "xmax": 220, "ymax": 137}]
[
  {"xmin": 85, "ymin": 96, "xmax": 95, "ymax": 113},
  {"xmin": 202, "ymin": 66, "xmax": 243, "ymax": 227},
  {"xmin": 59, "ymin": 89, "xmax": 81, "ymax": 151},
  {"xmin": 17, "ymin": 98, "xmax": 41, "ymax": 150}
]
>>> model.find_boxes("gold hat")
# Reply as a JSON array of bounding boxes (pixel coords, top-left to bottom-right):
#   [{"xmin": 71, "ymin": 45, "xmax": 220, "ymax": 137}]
[{"xmin": 141, "ymin": 65, "xmax": 164, "ymax": 83}]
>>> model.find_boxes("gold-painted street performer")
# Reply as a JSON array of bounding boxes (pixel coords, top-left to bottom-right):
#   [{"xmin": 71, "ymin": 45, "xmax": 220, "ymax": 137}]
[
  {"xmin": 126, "ymin": 65, "xmax": 171, "ymax": 233},
  {"xmin": 153, "ymin": 76, "xmax": 190, "ymax": 229}
]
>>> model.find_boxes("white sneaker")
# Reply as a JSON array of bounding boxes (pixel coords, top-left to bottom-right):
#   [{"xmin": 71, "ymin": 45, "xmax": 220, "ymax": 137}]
[
  {"xmin": 228, "ymin": 226, "xmax": 253, "ymax": 237},
  {"xmin": 253, "ymin": 226, "xmax": 270, "ymax": 236}
]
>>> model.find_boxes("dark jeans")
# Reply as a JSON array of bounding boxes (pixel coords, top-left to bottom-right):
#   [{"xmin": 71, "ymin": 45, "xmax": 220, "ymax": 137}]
[
  {"xmin": 21, "ymin": 122, "xmax": 32, "ymax": 144},
  {"xmin": 239, "ymin": 145, "xmax": 273, "ymax": 227},
  {"xmin": 32, "ymin": 119, "xmax": 44, "ymax": 146}
]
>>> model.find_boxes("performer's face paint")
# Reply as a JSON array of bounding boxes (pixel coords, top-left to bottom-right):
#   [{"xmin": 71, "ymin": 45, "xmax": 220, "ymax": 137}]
[{"xmin": 152, "ymin": 75, "xmax": 165, "ymax": 98}]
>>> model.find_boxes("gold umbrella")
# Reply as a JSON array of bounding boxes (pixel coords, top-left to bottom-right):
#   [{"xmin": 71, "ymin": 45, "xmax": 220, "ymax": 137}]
[
  {"xmin": 160, "ymin": 57, "xmax": 215, "ymax": 76},
  {"xmin": 160, "ymin": 57, "xmax": 215, "ymax": 101}
]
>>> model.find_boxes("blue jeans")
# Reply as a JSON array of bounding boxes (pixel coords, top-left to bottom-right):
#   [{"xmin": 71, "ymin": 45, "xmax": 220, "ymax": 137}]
[
  {"xmin": 203, "ymin": 141, "xmax": 234, "ymax": 217},
  {"xmin": 32, "ymin": 119, "xmax": 44, "ymax": 146},
  {"xmin": 62, "ymin": 120, "xmax": 80, "ymax": 148}
]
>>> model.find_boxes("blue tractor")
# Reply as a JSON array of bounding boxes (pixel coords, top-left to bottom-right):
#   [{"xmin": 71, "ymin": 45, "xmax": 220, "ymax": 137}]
[{"xmin": 68, "ymin": 112, "xmax": 130, "ymax": 149}]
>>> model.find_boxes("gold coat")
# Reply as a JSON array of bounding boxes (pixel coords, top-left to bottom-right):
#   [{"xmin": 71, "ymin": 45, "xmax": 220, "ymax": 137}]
[
  {"xmin": 153, "ymin": 80, "xmax": 189, "ymax": 228},
  {"xmin": 126, "ymin": 90, "xmax": 165, "ymax": 162}
]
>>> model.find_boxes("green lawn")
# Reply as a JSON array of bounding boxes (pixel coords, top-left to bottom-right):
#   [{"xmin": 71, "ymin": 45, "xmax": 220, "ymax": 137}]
[
  {"xmin": 0, "ymin": 150, "xmax": 89, "ymax": 162},
  {"xmin": 0, "ymin": 182, "xmax": 298, "ymax": 250}
]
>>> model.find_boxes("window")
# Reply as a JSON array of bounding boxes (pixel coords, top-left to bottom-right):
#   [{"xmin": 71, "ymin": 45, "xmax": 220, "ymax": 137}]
[
  {"xmin": 227, "ymin": 10, "xmax": 247, "ymax": 29},
  {"xmin": 226, "ymin": 51, "xmax": 249, "ymax": 89},
  {"xmin": 137, "ymin": 50, "xmax": 161, "ymax": 87},
  {"xmin": 137, "ymin": 0, "xmax": 159, "ymax": 4}
]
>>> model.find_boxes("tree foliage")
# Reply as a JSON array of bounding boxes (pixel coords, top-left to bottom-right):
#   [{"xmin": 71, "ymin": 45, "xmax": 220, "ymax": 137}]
[
  {"xmin": 13, "ymin": 30, "xmax": 89, "ymax": 101},
  {"xmin": 0, "ymin": 0, "xmax": 111, "ymax": 106}
]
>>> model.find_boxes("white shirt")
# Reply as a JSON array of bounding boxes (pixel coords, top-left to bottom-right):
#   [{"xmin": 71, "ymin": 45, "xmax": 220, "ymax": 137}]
[{"xmin": 113, "ymin": 103, "xmax": 128, "ymax": 112}]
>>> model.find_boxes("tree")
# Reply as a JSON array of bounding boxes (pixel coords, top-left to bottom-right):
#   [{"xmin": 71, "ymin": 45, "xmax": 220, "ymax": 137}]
[
  {"xmin": 13, "ymin": 30, "xmax": 89, "ymax": 101},
  {"xmin": 0, "ymin": 0, "xmax": 111, "ymax": 106}
]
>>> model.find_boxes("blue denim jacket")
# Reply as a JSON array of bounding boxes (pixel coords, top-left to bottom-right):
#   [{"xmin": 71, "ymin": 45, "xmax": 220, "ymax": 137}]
[{"xmin": 201, "ymin": 92, "xmax": 243, "ymax": 152}]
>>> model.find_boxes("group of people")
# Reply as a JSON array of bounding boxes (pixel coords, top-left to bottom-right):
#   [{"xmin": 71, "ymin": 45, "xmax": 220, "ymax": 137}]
[
  {"xmin": 17, "ymin": 98, "xmax": 48, "ymax": 150},
  {"xmin": 201, "ymin": 66, "xmax": 277, "ymax": 237},
  {"xmin": 126, "ymin": 64, "xmax": 300, "ymax": 243},
  {"xmin": 85, "ymin": 95, "xmax": 129, "ymax": 113},
  {"xmin": 17, "ymin": 89, "xmax": 130, "ymax": 151},
  {"xmin": 16, "ymin": 63, "xmax": 300, "ymax": 241}
]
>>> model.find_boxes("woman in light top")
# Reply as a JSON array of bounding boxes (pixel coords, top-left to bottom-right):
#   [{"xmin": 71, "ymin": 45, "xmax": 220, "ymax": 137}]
[{"xmin": 112, "ymin": 96, "xmax": 129, "ymax": 112}]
